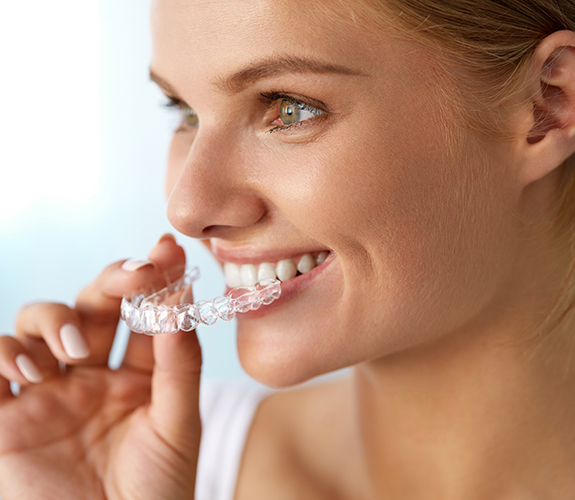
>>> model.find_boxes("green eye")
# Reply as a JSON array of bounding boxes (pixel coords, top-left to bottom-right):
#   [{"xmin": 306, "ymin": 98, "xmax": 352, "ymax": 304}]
[
  {"xmin": 279, "ymin": 100, "xmax": 299, "ymax": 124},
  {"xmin": 279, "ymin": 99, "xmax": 323, "ymax": 125},
  {"xmin": 183, "ymin": 106, "xmax": 199, "ymax": 127}
]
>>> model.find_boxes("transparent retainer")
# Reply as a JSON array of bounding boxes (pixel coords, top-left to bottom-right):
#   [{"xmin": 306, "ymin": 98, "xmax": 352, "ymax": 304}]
[{"xmin": 120, "ymin": 266, "xmax": 281, "ymax": 335}]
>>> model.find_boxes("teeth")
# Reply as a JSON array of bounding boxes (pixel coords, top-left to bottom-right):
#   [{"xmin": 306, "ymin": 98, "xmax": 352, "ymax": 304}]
[
  {"xmin": 276, "ymin": 259, "xmax": 297, "ymax": 282},
  {"xmin": 240, "ymin": 264, "xmax": 258, "ymax": 286},
  {"xmin": 297, "ymin": 253, "xmax": 316, "ymax": 274},
  {"xmin": 223, "ymin": 251, "xmax": 330, "ymax": 287},
  {"xmin": 224, "ymin": 263, "xmax": 241, "ymax": 288},
  {"xmin": 258, "ymin": 263, "xmax": 277, "ymax": 282},
  {"xmin": 316, "ymin": 251, "xmax": 329, "ymax": 265}
]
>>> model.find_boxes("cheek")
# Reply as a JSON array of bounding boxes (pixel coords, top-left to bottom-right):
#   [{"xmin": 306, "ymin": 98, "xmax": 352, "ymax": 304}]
[{"xmin": 264, "ymin": 100, "xmax": 518, "ymax": 344}]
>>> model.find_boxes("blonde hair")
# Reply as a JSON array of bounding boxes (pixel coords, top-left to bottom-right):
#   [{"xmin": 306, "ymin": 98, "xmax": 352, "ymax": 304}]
[{"xmin": 323, "ymin": 0, "xmax": 575, "ymax": 344}]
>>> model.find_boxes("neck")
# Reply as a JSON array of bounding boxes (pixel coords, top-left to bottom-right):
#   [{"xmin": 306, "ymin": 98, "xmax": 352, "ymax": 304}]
[{"xmin": 352, "ymin": 312, "xmax": 575, "ymax": 499}]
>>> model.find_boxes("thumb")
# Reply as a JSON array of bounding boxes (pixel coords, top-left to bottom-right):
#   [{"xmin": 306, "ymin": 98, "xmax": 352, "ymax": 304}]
[{"xmin": 148, "ymin": 285, "xmax": 202, "ymax": 458}]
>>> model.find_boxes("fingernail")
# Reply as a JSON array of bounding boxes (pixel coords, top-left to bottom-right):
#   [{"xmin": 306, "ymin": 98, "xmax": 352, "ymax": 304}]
[
  {"xmin": 60, "ymin": 324, "xmax": 90, "ymax": 360},
  {"xmin": 157, "ymin": 233, "xmax": 177, "ymax": 244},
  {"xmin": 15, "ymin": 354, "xmax": 43, "ymax": 383},
  {"xmin": 121, "ymin": 258, "xmax": 154, "ymax": 272}
]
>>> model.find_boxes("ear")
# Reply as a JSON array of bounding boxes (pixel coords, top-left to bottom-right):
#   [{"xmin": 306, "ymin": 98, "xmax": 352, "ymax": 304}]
[{"xmin": 518, "ymin": 30, "xmax": 575, "ymax": 186}]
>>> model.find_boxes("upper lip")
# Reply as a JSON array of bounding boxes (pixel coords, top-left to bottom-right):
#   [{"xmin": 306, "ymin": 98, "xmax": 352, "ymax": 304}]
[{"xmin": 210, "ymin": 243, "xmax": 330, "ymax": 266}]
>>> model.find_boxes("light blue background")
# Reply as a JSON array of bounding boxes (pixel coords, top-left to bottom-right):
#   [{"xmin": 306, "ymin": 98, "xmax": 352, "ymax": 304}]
[{"xmin": 0, "ymin": 0, "xmax": 250, "ymax": 381}]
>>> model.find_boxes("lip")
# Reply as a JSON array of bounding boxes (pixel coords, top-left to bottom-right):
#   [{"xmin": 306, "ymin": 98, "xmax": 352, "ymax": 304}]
[{"xmin": 230, "ymin": 251, "xmax": 337, "ymax": 318}]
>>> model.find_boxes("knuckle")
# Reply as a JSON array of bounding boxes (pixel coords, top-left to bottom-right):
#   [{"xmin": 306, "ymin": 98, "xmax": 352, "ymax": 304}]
[{"xmin": 15, "ymin": 302, "xmax": 76, "ymax": 336}]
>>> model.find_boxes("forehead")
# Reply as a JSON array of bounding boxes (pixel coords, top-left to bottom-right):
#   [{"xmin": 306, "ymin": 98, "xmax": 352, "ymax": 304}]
[{"xmin": 150, "ymin": 0, "xmax": 402, "ymax": 88}]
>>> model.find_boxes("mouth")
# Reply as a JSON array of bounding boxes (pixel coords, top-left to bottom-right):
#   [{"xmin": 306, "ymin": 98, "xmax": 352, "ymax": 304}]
[{"xmin": 223, "ymin": 251, "xmax": 331, "ymax": 287}]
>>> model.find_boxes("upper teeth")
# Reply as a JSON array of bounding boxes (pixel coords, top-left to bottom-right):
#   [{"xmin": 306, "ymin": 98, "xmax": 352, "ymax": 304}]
[{"xmin": 224, "ymin": 251, "xmax": 329, "ymax": 287}]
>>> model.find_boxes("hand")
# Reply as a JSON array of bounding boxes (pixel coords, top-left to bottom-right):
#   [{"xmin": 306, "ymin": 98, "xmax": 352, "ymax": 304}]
[{"xmin": 0, "ymin": 235, "xmax": 202, "ymax": 500}]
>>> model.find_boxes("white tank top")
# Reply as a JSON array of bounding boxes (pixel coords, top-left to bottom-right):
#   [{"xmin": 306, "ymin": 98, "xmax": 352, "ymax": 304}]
[{"xmin": 195, "ymin": 382, "xmax": 271, "ymax": 500}]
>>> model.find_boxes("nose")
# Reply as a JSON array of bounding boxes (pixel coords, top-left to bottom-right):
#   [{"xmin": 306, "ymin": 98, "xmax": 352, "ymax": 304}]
[{"xmin": 166, "ymin": 129, "xmax": 267, "ymax": 239}]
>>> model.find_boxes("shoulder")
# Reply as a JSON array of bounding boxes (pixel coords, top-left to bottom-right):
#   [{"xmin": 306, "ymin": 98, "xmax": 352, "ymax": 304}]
[{"xmin": 235, "ymin": 375, "xmax": 354, "ymax": 500}]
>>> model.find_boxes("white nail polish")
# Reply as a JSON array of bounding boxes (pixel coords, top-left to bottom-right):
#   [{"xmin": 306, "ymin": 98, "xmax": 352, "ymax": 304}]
[
  {"xmin": 60, "ymin": 324, "xmax": 90, "ymax": 359},
  {"xmin": 15, "ymin": 354, "xmax": 43, "ymax": 383},
  {"xmin": 121, "ymin": 259, "xmax": 153, "ymax": 272}
]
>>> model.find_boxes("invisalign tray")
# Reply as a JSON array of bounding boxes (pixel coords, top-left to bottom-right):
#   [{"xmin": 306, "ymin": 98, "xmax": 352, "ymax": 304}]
[{"xmin": 120, "ymin": 266, "xmax": 281, "ymax": 335}]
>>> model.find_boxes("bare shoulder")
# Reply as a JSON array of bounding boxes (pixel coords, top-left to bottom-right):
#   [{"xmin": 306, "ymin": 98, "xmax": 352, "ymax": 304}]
[{"xmin": 234, "ymin": 375, "xmax": 357, "ymax": 500}]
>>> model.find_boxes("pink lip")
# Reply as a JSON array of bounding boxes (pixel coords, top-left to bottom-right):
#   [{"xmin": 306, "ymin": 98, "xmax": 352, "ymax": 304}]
[{"xmin": 229, "ymin": 251, "xmax": 337, "ymax": 319}]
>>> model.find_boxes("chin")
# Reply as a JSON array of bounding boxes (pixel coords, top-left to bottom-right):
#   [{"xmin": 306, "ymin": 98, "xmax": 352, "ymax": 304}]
[
  {"xmin": 240, "ymin": 360, "xmax": 318, "ymax": 389},
  {"xmin": 235, "ymin": 319, "xmax": 352, "ymax": 389}
]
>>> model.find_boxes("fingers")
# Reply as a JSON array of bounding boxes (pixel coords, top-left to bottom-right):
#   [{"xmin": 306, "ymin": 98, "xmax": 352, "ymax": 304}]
[
  {"xmin": 13, "ymin": 234, "xmax": 188, "ymax": 378},
  {"xmin": 73, "ymin": 260, "xmax": 158, "ymax": 364},
  {"xmin": 15, "ymin": 303, "xmax": 91, "ymax": 365},
  {"xmin": 74, "ymin": 259, "xmax": 158, "ymax": 328},
  {"xmin": 144, "ymin": 247, "xmax": 200, "ymax": 450},
  {"xmin": 148, "ymin": 328, "xmax": 202, "ymax": 457},
  {"xmin": 126, "ymin": 237, "xmax": 202, "ymax": 452},
  {"xmin": 74, "ymin": 233, "xmax": 187, "ymax": 366},
  {"xmin": 0, "ymin": 335, "xmax": 44, "ymax": 401}
]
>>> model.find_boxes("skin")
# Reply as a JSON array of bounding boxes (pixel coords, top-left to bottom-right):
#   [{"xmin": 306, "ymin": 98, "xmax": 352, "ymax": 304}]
[{"xmin": 0, "ymin": 1, "xmax": 574, "ymax": 499}]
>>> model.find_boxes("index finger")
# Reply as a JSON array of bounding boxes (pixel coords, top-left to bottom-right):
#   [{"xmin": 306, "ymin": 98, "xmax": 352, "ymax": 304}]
[{"xmin": 74, "ymin": 235, "xmax": 187, "ymax": 365}]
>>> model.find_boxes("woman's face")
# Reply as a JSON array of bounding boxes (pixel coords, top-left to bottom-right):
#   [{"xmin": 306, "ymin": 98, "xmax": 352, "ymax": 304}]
[{"xmin": 151, "ymin": 0, "xmax": 522, "ymax": 386}]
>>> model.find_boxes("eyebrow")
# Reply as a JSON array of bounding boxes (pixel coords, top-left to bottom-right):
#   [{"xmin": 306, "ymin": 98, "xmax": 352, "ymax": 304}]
[
  {"xmin": 149, "ymin": 70, "xmax": 181, "ymax": 97},
  {"xmin": 150, "ymin": 56, "xmax": 364, "ymax": 98},
  {"xmin": 213, "ymin": 56, "xmax": 364, "ymax": 95}
]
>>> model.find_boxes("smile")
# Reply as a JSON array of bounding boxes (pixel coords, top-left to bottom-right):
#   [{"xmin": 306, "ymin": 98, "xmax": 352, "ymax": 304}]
[{"xmin": 223, "ymin": 251, "xmax": 330, "ymax": 287}]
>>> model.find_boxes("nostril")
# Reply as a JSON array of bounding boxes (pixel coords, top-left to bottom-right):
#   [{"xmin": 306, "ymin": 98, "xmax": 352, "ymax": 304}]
[{"xmin": 202, "ymin": 224, "xmax": 244, "ymax": 238}]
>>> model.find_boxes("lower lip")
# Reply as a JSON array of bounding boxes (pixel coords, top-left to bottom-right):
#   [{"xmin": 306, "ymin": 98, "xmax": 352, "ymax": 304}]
[{"xmin": 228, "ymin": 253, "xmax": 337, "ymax": 318}]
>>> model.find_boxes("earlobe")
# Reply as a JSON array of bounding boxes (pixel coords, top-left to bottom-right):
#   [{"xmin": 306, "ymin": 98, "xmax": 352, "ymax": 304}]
[{"xmin": 520, "ymin": 30, "xmax": 575, "ymax": 185}]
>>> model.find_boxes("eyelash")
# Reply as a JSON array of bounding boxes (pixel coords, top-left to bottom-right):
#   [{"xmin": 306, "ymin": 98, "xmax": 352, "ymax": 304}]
[
  {"xmin": 163, "ymin": 96, "xmax": 186, "ymax": 113},
  {"xmin": 163, "ymin": 96, "xmax": 191, "ymax": 132}
]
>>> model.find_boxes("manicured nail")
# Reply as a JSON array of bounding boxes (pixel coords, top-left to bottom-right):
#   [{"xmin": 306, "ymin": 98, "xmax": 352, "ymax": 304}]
[
  {"xmin": 121, "ymin": 258, "xmax": 154, "ymax": 272},
  {"xmin": 15, "ymin": 354, "xmax": 43, "ymax": 383},
  {"xmin": 60, "ymin": 324, "xmax": 90, "ymax": 359},
  {"xmin": 157, "ymin": 233, "xmax": 177, "ymax": 244}
]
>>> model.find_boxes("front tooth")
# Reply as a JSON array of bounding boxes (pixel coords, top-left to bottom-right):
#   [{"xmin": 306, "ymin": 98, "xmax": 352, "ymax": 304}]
[
  {"xmin": 316, "ymin": 251, "xmax": 329, "ymax": 265},
  {"xmin": 297, "ymin": 254, "xmax": 316, "ymax": 274},
  {"xmin": 224, "ymin": 263, "xmax": 241, "ymax": 288},
  {"xmin": 258, "ymin": 262, "xmax": 276, "ymax": 282},
  {"xmin": 276, "ymin": 259, "xmax": 297, "ymax": 282},
  {"xmin": 240, "ymin": 264, "xmax": 258, "ymax": 286}
]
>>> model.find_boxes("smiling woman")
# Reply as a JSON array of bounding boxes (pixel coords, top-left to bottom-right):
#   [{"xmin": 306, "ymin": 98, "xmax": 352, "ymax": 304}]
[{"xmin": 1, "ymin": 0, "xmax": 575, "ymax": 499}]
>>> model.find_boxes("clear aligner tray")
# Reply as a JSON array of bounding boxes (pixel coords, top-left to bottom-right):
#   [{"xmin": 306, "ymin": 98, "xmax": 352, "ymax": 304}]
[{"xmin": 120, "ymin": 266, "xmax": 281, "ymax": 335}]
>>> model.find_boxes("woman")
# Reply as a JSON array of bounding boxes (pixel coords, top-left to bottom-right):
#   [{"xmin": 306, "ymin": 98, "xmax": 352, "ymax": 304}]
[{"xmin": 1, "ymin": 0, "xmax": 575, "ymax": 498}]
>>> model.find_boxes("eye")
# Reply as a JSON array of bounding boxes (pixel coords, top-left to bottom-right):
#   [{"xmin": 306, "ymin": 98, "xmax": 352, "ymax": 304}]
[
  {"xmin": 163, "ymin": 97, "xmax": 199, "ymax": 131},
  {"xmin": 183, "ymin": 106, "xmax": 199, "ymax": 127},
  {"xmin": 278, "ymin": 98, "xmax": 324, "ymax": 126}
]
